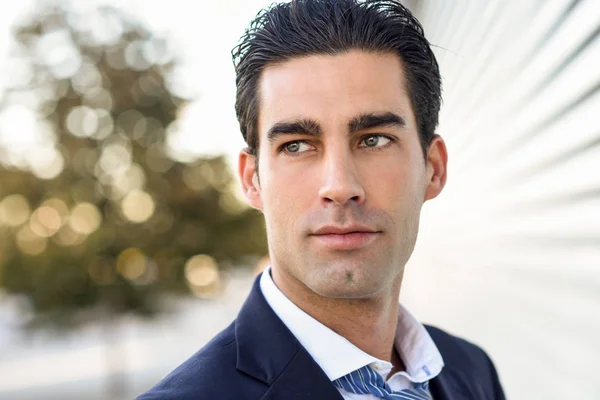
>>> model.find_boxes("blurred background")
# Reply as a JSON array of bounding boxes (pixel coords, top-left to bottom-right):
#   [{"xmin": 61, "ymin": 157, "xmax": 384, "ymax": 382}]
[{"xmin": 0, "ymin": 0, "xmax": 597, "ymax": 399}]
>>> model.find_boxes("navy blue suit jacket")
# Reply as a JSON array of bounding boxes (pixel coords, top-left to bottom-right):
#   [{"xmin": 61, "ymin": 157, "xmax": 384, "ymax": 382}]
[{"xmin": 138, "ymin": 275, "xmax": 506, "ymax": 399}]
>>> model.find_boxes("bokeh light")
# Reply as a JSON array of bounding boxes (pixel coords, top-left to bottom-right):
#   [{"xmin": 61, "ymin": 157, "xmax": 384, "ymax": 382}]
[
  {"xmin": 68, "ymin": 202, "xmax": 102, "ymax": 235},
  {"xmin": 41, "ymin": 198, "xmax": 70, "ymax": 221},
  {"xmin": 71, "ymin": 61, "xmax": 102, "ymax": 94},
  {"xmin": 16, "ymin": 225, "xmax": 47, "ymax": 255},
  {"xmin": 184, "ymin": 254, "xmax": 220, "ymax": 297},
  {"xmin": 91, "ymin": 109, "xmax": 115, "ymax": 140},
  {"xmin": 36, "ymin": 29, "xmax": 82, "ymax": 79},
  {"xmin": 99, "ymin": 140, "xmax": 131, "ymax": 175},
  {"xmin": 116, "ymin": 248, "xmax": 147, "ymax": 281},
  {"xmin": 29, "ymin": 205, "xmax": 63, "ymax": 237},
  {"xmin": 0, "ymin": 194, "xmax": 31, "ymax": 227},
  {"xmin": 83, "ymin": 87, "xmax": 114, "ymax": 110},
  {"xmin": 29, "ymin": 146, "xmax": 64, "ymax": 179},
  {"xmin": 0, "ymin": 105, "xmax": 41, "ymax": 166},
  {"xmin": 121, "ymin": 190, "xmax": 155, "ymax": 223},
  {"xmin": 125, "ymin": 40, "xmax": 152, "ymax": 71},
  {"xmin": 111, "ymin": 163, "xmax": 146, "ymax": 198},
  {"xmin": 66, "ymin": 105, "xmax": 100, "ymax": 138},
  {"xmin": 53, "ymin": 225, "xmax": 86, "ymax": 247},
  {"xmin": 0, "ymin": 2, "xmax": 271, "ymax": 398},
  {"xmin": 116, "ymin": 109, "xmax": 146, "ymax": 140}
]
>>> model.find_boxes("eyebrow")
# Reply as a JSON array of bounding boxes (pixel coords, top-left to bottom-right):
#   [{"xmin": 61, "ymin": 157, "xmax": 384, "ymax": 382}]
[
  {"xmin": 348, "ymin": 112, "xmax": 406, "ymax": 133},
  {"xmin": 267, "ymin": 119, "xmax": 322, "ymax": 140},
  {"xmin": 266, "ymin": 112, "xmax": 406, "ymax": 141}
]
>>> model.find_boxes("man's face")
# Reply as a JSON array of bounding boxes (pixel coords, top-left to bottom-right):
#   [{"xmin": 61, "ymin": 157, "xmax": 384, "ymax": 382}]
[{"xmin": 240, "ymin": 50, "xmax": 446, "ymax": 300}]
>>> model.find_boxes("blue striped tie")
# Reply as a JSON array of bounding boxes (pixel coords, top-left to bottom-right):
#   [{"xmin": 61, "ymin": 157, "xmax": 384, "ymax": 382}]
[{"xmin": 333, "ymin": 365, "xmax": 432, "ymax": 399}]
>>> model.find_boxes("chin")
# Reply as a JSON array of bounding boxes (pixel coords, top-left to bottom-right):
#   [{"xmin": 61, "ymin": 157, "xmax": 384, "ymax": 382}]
[
  {"xmin": 309, "ymin": 280, "xmax": 386, "ymax": 299},
  {"xmin": 305, "ymin": 265, "xmax": 390, "ymax": 299},
  {"xmin": 313, "ymin": 286, "xmax": 380, "ymax": 299}
]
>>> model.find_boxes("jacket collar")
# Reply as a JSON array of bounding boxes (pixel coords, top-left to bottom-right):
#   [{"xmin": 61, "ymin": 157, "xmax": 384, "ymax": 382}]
[
  {"xmin": 426, "ymin": 326, "xmax": 472, "ymax": 400},
  {"xmin": 235, "ymin": 275, "xmax": 343, "ymax": 400},
  {"xmin": 234, "ymin": 274, "xmax": 469, "ymax": 400},
  {"xmin": 429, "ymin": 371, "xmax": 463, "ymax": 400}
]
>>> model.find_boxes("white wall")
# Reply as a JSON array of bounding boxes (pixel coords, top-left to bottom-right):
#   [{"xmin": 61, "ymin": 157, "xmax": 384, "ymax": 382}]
[{"xmin": 403, "ymin": 1, "xmax": 600, "ymax": 399}]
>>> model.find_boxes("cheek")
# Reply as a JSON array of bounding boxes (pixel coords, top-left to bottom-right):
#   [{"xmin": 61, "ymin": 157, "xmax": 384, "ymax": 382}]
[
  {"xmin": 364, "ymin": 159, "xmax": 425, "ymax": 216},
  {"xmin": 365, "ymin": 160, "xmax": 411, "ymax": 195},
  {"xmin": 260, "ymin": 165, "xmax": 319, "ymax": 232}
]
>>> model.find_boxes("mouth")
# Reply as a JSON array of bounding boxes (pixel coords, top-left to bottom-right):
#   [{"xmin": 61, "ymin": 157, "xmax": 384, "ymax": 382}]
[{"xmin": 310, "ymin": 226, "xmax": 381, "ymax": 250}]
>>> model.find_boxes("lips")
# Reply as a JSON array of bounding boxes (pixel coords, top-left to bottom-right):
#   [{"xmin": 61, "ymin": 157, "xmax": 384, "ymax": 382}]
[
  {"xmin": 311, "ymin": 225, "xmax": 380, "ymax": 250},
  {"xmin": 312, "ymin": 225, "xmax": 378, "ymax": 235}
]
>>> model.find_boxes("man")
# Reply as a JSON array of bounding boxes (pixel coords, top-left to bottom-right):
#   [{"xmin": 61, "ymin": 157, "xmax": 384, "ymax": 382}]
[{"xmin": 139, "ymin": 1, "xmax": 506, "ymax": 399}]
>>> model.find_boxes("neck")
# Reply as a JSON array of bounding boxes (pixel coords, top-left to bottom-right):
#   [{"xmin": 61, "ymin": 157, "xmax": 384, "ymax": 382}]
[{"xmin": 271, "ymin": 266, "xmax": 403, "ymax": 364}]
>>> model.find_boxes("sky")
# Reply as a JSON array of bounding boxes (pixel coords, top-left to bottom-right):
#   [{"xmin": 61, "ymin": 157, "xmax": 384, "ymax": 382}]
[{"xmin": 0, "ymin": 0, "xmax": 274, "ymax": 169}]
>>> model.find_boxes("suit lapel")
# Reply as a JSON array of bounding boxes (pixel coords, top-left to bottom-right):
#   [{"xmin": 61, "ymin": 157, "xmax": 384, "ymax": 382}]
[
  {"xmin": 235, "ymin": 275, "xmax": 343, "ymax": 400},
  {"xmin": 260, "ymin": 347, "xmax": 344, "ymax": 400},
  {"xmin": 429, "ymin": 371, "xmax": 461, "ymax": 400},
  {"xmin": 426, "ymin": 326, "xmax": 473, "ymax": 400}
]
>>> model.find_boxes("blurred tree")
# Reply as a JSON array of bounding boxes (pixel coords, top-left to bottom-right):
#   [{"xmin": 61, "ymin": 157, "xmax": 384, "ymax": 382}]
[{"xmin": 0, "ymin": 2, "xmax": 266, "ymax": 397}]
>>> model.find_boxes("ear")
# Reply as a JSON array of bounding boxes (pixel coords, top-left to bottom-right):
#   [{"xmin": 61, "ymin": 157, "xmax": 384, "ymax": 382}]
[
  {"xmin": 424, "ymin": 135, "xmax": 448, "ymax": 201},
  {"xmin": 238, "ymin": 149, "xmax": 263, "ymax": 210}
]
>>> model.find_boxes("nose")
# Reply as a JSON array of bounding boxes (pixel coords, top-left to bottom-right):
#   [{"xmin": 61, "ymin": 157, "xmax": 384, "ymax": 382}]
[{"xmin": 318, "ymin": 149, "xmax": 365, "ymax": 206}]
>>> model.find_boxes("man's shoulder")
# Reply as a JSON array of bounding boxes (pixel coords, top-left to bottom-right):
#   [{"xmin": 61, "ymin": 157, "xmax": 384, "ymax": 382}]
[
  {"xmin": 425, "ymin": 324, "xmax": 505, "ymax": 399},
  {"xmin": 425, "ymin": 324, "xmax": 491, "ymax": 366},
  {"xmin": 136, "ymin": 321, "xmax": 266, "ymax": 400}
]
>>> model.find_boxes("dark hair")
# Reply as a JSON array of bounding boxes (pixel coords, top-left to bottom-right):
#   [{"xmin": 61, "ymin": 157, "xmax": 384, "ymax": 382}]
[{"xmin": 232, "ymin": 0, "xmax": 441, "ymax": 157}]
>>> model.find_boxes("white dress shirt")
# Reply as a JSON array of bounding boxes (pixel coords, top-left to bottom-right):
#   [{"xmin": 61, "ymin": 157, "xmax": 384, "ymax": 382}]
[{"xmin": 260, "ymin": 267, "xmax": 444, "ymax": 399}]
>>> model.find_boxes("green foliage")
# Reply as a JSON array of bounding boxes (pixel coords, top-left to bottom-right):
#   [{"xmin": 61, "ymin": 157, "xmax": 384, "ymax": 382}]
[{"xmin": 0, "ymin": 3, "xmax": 267, "ymax": 328}]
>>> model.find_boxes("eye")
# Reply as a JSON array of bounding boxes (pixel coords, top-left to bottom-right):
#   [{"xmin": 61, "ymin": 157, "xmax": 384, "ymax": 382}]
[
  {"xmin": 282, "ymin": 140, "xmax": 312, "ymax": 154},
  {"xmin": 360, "ymin": 135, "xmax": 392, "ymax": 148}
]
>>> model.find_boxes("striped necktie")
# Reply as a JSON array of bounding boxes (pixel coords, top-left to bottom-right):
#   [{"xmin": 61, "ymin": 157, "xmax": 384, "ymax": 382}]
[{"xmin": 333, "ymin": 365, "xmax": 432, "ymax": 400}]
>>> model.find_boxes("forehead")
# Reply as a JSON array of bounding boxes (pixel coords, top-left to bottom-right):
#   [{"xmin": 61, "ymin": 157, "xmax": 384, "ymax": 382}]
[{"xmin": 257, "ymin": 50, "xmax": 416, "ymax": 136}]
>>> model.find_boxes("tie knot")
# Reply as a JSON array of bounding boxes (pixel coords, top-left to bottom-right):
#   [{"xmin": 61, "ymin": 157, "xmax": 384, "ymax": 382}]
[{"xmin": 333, "ymin": 365, "xmax": 432, "ymax": 400}]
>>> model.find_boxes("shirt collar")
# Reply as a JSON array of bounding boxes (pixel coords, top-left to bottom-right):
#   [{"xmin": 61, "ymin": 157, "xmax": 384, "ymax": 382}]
[{"xmin": 259, "ymin": 266, "xmax": 444, "ymax": 383}]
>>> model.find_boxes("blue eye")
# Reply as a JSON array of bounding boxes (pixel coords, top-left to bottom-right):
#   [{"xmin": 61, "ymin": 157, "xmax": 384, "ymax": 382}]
[
  {"xmin": 285, "ymin": 142, "xmax": 300, "ymax": 152},
  {"xmin": 361, "ymin": 135, "xmax": 391, "ymax": 148},
  {"xmin": 282, "ymin": 141, "xmax": 311, "ymax": 153}
]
